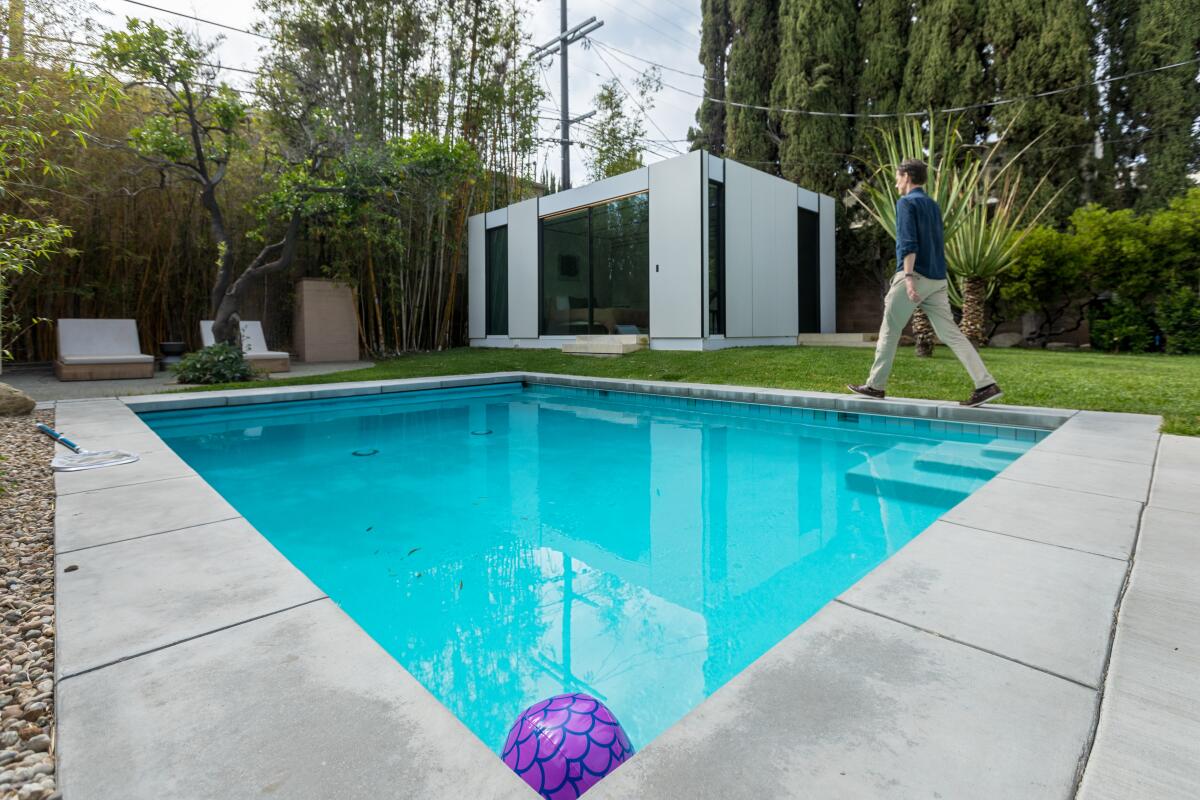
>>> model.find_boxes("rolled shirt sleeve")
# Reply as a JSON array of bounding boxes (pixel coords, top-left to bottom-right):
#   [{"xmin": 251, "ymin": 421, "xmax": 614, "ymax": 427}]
[{"xmin": 896, "ymin": 197, "xmax": 919, "ymax": 259}]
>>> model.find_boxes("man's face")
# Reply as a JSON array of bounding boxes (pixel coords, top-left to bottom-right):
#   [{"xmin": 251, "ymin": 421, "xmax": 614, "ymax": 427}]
[{"xmin": 895, "ymin": 169, "xmax": 912, "ymax": 196}]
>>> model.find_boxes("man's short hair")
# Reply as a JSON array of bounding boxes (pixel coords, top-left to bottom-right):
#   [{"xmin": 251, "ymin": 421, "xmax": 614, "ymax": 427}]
[{"xmin": 898, "ymin": 158, "xmax": 928, "ymax": 185}]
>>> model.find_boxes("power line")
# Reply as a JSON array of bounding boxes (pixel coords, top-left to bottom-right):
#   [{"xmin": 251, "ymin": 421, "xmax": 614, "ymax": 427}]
[
  {"xmin": 620, "ymin": 0, "xmax": 700, "ymax": 44},
  {"xmin": 656, "ymin": 0, "xmax": 703, "ymax": 23},
  {"xmin": 23, "ymin": 49, "xmax": 263, "ymax": 96},
  {"xmin": 24, "ymin": 31, "xmax": 262, "ymax": 75},
  {"xmin": 591, "ymin": 45, "xmax": 683, "ymax": 155},
  {"xmin": 589, "ymin": 36, "xmax": 710, "ymax": 82},
  {"xmin": 117, "ymin": 0, "xmax": 275, "ymax": 41},
  {"xmin": 590, "ymin": 37, "xmax": 1200, "ymax": 120},
  {"xmin": 591, "ymin": 0, "xmax": 697, "ymax": 52}
]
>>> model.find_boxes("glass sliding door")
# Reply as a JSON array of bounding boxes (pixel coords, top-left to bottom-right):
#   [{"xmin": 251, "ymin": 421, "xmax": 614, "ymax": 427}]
[
  {"xmin": 591, "ymin": 193, "xmax": 649, "ymax": 335},
  {"xmin": 485, "ymin": 225, "xmax": 508, "ymax": 336},
  {"xmin": 540, "ymin": 193, "xmax": 650, "ymax": 336},
  {"xmin": 541, "ymin": 209, "xmax": 590, "ymax": 335}
]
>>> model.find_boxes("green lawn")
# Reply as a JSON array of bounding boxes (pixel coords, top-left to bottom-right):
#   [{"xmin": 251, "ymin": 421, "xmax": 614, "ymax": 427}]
[{"xmin": 191, "ymin": 345, "xmax": 1200, "ymax": 436}]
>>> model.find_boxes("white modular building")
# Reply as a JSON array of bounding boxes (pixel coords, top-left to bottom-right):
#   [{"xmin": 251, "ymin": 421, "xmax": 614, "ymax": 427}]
[{"xmin": 467, "ymin": 150, "xmax": 836, "ymax": 351}]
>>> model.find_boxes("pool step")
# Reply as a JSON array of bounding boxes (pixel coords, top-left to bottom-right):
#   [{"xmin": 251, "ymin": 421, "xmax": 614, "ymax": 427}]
[
  {"xmin": 913, "ymin": 441, "xmax": 1024, "ymax": 480},
  {"xmin": 562, "ymin": 334, "xmax": 647, "ymax": 356},
  {"xmin": 844, "ymin": 443, "xmax": 1008, "ymax": 507}
]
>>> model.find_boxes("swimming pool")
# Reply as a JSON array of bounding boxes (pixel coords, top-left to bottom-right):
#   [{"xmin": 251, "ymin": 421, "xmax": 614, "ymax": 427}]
[{"xmin": 141, "ymin": 382, "xmax": 1042, "ymax": 757}]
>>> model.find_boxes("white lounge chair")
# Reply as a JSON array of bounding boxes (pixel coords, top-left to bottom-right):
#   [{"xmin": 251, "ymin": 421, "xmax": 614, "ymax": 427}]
[
  {"xmin": 55, "ymin": 319, "xmax": 156, "ymax": 381},
  {"xmin": 200, "ymin": 320, "xmax": 291, "ymax": 372}
]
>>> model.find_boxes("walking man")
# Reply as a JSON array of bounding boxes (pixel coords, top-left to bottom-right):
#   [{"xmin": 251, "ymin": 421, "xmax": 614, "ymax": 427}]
[{"xmin": 848, "ymin": 159, "xmax": 1003, "ymax": 407}]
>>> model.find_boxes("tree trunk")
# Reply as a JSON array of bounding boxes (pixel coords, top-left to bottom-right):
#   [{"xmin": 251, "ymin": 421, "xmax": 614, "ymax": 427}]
[
  {"xmin": 960, "ymin": 277, "xmax": 988, "ymax": 347},
  {"xmin": 912, "ymin": 308, "xmax": 936, "ymax": 357}
]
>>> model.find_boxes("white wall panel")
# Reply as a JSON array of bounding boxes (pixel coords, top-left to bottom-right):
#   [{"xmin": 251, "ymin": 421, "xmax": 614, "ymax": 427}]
[
  {"xmin": 538, "ymin": 168, "xmax": 649, "ymax": 217},
  {"xmin": 467, "ymin": 213, "xmax": 485, "ymax": 340},
  {"xmin": 507, "ymin": 198, "xmax": 540, "ymax": 339},
  {"xmin": 649, "ymin": 151, "xmax": 703, "ymax": 339},
  {"xmin": 772, "ymin": 176, "xmax": 800, "ymax": 336},
  {"xmin": 706, "ymin": 152, "xmax": 724, "ymax": 183},
  {"xmin": 749, "ymin": 170, "xmax": 775, "ymax": 336},
  {"xmin": 819, "ymin": 194, "xmax": 837, "ymax": 333},
  {"xmin": 484, "ymin": 208, "xmax": 507, "ymax": 228},
  {"xmin": 797, "ymin": 187, "xmax": 819, "ymax": 212},
  {"xmin": 722, "ymin": 160, "xmax": 755, "ymax": 337},
  {"xmin": 750, "ymin": 172, "xmax": 799, "ymax": 337}
]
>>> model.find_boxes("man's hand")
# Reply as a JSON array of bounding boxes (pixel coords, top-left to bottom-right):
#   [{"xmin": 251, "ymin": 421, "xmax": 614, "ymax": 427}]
[{"xmin": 905, "ymin": 274, "xmax": 920, "ymax": 303}]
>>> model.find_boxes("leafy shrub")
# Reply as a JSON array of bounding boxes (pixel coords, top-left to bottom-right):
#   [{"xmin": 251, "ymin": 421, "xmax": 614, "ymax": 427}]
[
  {"xmin": 1089, "ymin": 298, "xmax": 1154, "ymax": 353},
  {"xmin": 1157, "ymin": 286, "xmax": 1200, "ymax": 355},
  {"xmin": 171, "ymin": 343, "xmax": 256, "ymax": 384}
]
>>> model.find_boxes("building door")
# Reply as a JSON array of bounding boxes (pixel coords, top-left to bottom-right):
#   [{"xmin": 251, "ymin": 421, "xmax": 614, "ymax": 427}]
[{"xmin": 797, "ymin": 208, "xmax": 822, "ymax": 333}]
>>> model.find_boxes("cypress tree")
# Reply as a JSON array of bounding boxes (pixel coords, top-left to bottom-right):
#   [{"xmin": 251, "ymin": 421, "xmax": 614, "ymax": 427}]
[
  {"xmin": 1126, "ymin": 0, "xmax": 1200, "ymax": 209},
  {"xmin": 771, "ymin": 0, "xmax": 857, "ymax": 194},
  {"xmin": 855, "ymin": 0, "xmax": 912, "ymax": 117},
  {"xmin": 724, "ymin": 0, "xmax": 779, "ymax": 168},
  {"xmin": 689, "ymin": 0, "xmax": 733, "ymax": 155},
  {"xmin": 1094, "ymin": 0, "xmax": 1139, "ymax": 208},
  {"xmin": 900, "ymin": 0, "xmax": 989, "ymax": 140},
  {"xmin": 985, "ymin": 0, "xmax": 1098, "ymax": 222}
]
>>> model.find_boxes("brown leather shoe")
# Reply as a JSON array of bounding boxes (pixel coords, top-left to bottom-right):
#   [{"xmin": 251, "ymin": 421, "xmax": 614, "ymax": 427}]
[
  {"xmin": 847, "ymin": 384, "xmax": 885, "ymax": 399},
  {"xmin": 962, "ymin": 383, "xmax": 1003, "ymax": 407}
]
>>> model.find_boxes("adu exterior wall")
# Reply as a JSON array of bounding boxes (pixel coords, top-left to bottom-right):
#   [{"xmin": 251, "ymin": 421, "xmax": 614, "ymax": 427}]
[
  {"xmin": 506, "ymin": 198, "xmax": 540, "ymax": 340},
  {"xmin": 538, "ymin": 168, "xmax": 648, "ymax": 217},
  {"xmin": 721, "ymin": 160, "xmax": 800, "ymax": 338},
  {"xmin": 467, "ymin": 214, "xmax": 486, "ymax": 339},
  {"xmin": 469, "ymin": 152, "xmax": 836, "ymax": 349},
  {"xmin": 819, "ymin": 194, "xmax": 837, "ymax": 333},
  {"xmin": 649, "ymin": 150, "xmax": 703, "ymax": 339}
]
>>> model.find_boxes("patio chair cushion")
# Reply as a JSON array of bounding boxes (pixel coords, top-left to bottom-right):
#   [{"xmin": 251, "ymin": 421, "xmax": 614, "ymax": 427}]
[
  {"xmin": 200, "ymin": 320, "xmax": 289, "ymax": 359},
  {"xmin": 57, "ymin": 319, "xmax": 151, "ymax": 362},
  {"xmin": 58, "ymin": 354, "xmax": 155, "ymax": 365}
]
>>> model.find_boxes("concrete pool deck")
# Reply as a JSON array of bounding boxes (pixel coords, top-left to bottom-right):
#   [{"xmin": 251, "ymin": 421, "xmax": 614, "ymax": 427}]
[{"xmin": 48, "ymin": 373, "xmax": 1199, "ymax": 799}]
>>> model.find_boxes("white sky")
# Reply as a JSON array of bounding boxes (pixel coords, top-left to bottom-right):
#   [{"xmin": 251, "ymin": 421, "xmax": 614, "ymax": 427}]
[{"xmin": 88, "ymin": 0, "xmax": 707, "ymax": 187}]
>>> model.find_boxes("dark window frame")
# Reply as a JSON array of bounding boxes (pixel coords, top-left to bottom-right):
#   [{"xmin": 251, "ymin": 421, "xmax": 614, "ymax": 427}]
[
  {"xmin": 707, "ymin": 180, "xmax": 726, "ymax": 336},
  {"xmin": 484, "ymin": 224, "xmax": 509, "ymax": 336},
  {"xmin": 538, "ymin": 191, "xmax": 650, "ymax": 337}
]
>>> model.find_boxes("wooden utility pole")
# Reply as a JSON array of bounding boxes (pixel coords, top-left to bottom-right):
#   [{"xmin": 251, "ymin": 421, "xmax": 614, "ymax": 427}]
[{"xmin": 529, "ymin": 3, "xmax": 603, "ymax": 189}]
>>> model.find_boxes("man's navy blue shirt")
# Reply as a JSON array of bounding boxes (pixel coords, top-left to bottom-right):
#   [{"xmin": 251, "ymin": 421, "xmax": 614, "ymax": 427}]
[{"xmin": 895, "ymin": 187, "xmax": 947, "ymax": 279}]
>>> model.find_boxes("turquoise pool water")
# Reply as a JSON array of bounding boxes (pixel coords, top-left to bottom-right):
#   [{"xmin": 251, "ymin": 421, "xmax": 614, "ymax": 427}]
[{"xmin": 141, "ymin": 383, "xmax": 1041, "ymax": 754}]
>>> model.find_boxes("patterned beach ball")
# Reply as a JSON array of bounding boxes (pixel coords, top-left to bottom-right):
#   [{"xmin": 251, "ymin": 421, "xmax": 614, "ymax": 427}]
[{"xmin": 501, "ymin": 693, "xmax": 635, "ymax": 799}]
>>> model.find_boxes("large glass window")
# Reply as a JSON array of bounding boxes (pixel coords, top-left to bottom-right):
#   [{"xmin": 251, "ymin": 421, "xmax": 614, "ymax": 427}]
[
  {"xmin": 708, "ymin": 180, "xmax": 725, "ymax": 336},
  {"xmin": 592, "ymin": 193, "xmax": 649, "ymax": 335},
  {"xmin": 541, "ymin": 209, "xmax": 590, "ymax": 335},
  {"xmin": 540, "ymin": 193, "xmax": 649, "ymax": 336},
  {"xmin": 485, "ymin": 225, "xmax": 508, "ymax": 336}
]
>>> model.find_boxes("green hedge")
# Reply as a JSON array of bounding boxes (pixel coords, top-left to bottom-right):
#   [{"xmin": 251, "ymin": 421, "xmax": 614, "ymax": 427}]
[{"xmin": 1006, "ymin": 188, "xmax": 1200, "ymax": 353}]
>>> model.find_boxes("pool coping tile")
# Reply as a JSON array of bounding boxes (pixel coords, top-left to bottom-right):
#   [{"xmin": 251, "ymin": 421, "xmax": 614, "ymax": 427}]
[
  {"xmin": 51, "ymin": 372, "xmax": 1184, "ymax": 799},
  {"xmin": 838, "ymin": 520, "xmax": 1129, "ymax": 688},
  {"xmin": 55, "ymin": 517, "xmax": 327, "ymax": 678}
]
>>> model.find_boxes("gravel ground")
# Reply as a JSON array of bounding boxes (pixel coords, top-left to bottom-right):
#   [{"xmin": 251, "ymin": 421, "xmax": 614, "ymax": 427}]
[{"xmin": 0, "ymin": 410, "xmax": 58, "ymax": 800}]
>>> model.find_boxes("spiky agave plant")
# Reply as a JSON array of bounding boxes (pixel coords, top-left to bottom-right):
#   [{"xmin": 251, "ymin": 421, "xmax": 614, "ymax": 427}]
[
  {"xmin": 944, "ymin": 126, "xmax": 1063, "ymax": 346},
  {"xmin": 945, "ymin": 167, "xmax": 1060, "ymax": 345}
]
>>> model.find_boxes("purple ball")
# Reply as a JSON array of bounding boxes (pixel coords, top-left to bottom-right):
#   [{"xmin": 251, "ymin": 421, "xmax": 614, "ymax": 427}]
[{"xmin": 501, "ymin": 693, "xmax": 635, "ymax": 798}]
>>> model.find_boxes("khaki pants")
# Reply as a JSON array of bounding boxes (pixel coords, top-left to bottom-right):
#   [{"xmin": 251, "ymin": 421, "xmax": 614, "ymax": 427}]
[{"xmin": 867, "ymin": 272, "xmax": 995, "ymax": 391}]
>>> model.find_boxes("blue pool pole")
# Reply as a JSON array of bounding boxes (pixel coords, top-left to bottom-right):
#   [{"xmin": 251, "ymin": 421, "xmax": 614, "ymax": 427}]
[{"xmin": 36, "ymin": 423, "xmax": 83, "ymax": 454}]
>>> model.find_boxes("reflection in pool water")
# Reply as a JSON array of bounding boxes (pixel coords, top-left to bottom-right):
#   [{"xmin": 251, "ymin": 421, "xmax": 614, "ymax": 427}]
[{"xmin": 142, "ymin": 384, "xmax": 1033, "ymax": 754}]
